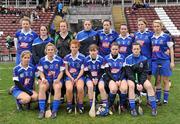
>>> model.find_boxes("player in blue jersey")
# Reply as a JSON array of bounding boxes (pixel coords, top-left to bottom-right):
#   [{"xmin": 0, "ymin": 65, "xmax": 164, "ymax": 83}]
[
  {"xmin": 104, "ymin": 42, "xmax": 128, "ymax": 112},
  {"xmin": 76, "ymin": 20, "xmax": 99, "ymax": 56},
  {"xmin": 151, "ymin": 20, "xmax": 175, "ymax": 105},
  {"xmin": 64, "ymin": 40, "xmax": 85, "ymax": 114},
  {"xmin": 116, "ymin": 24, "xmax": 134, "ymax": 58},
  {"xmin": 97, "ymin": 20, "xmax": 119, "ymax": 57},
  {"xmin": 37, "ymin": 43, "xmax": 65, "ymax": 119},
  {"xmin": 32, "ymin": 25, "xmax": 54, "ymax": 66},
  {"xmin": 124, "ymin": 43, "xmax": 157, "ymax": 116},
  {"xmin": 134, "ymin": 18, "xmax": 153, "ymax": 79},
  {"xmin": 12, "ymin": 50, "xmax": 38, "ymax": 110},
  {"xmin": 14, "ymin": 17, "xmax": 38, "ymax": 65},
  {"xmin": 84, "ymin": 44, "xmax": 109, "ymax": 112}
]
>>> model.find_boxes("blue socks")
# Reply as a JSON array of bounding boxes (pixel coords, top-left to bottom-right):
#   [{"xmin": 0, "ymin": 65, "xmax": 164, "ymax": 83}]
[
  {"xmin": 148, "ymin": 96, "xmax": 156, "ymax": 109},
  {"xmin": 164, "ymin": 90, "xmax": 169, "ymax": 102},
  {"xmin": 156, "ymin": 88, "xmax": 161, "ymax": 101},
  {"xmin": 89, "ymin": 99, "xmax": 93, "ymax": 107},
  {"xmin": 109, "ymin": 92, "xmax": 116, "ymax": 107},
  {"xmin": 52, "ymin": 100, "xmax": 61, "ymax": 112},
  {"xmin": 129, "ymin": 99, "xmax": 135, "ymax": 110},
  {"xmin": 39, "ymin": 99, "xmax": 46, "ymax": 112},
  {"xmin": 119, "ymin": 93, "xmax": 127, "ymax": 106}
]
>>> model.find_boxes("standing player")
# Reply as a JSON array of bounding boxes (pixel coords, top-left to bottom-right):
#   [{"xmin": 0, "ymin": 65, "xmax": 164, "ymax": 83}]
[
  {"xmin": 84, "ymin": 44, "xmax": 108, "ymax": 113},
  {"xmin": 134, "ymin": 18, "xmax": 153, "ymax": 79},
  {"xmin": 151, "ymin": 20, "xmax": 175, "ymax": 105},
  {"xmin": 64, "ymin": 40, "xmax": 85, "ymax": 114},
  {"xmin": 76, "ymin": 20, "xmax": 99, "ymax": 56},
  {"xmin": 116, "ymin": 24, "xmax": 134, "ymax": 58},
  {"xmin": 14, "ymin": 17, "xmax": 38, "ymax": 65},
  {"xmin": 12, "ymin": 50, "xmax": 38, "ymax": 110},
  {"xmin": 104, "ymin": 42, "xmax": 127, "ymax": 112},
  {"xmin": 125, "ymin": 43, "xmax": 157, "ymax": 116},
  {"xmin": 97, "ymin": 19, "xmax": 118, "ymax": 57},
  {"xmin": 32, "ymin": 25, "xmax": 54, "ymax": 66},
  {"xmin": 37, "ymin": 43, "xmax": 65, "ymax": 119},
  {"xmin": 54, "ymin": 19, "xmax": 74, "ymax": 58}
]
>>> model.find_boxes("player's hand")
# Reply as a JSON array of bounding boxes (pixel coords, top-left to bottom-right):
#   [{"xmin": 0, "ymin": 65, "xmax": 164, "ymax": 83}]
[
  {"xmin": 54, "ymin": 79, "xmax": 59, "ymax": 84},
  {"xmin": 137, "ymin": 84, "xmax": 143, "ymax": 91},
  {"xmin": 74, "ymin": 78, "xmax": 78, "ymax": 83},
  {"xmin": 170, "ymin": 62, "xmax": 175, "ymax": 69},
  {"xmin": 116, "ymin": 80, "xmax": 121, "ymax": 86},
  {"xmin": 92, "ymin": 78, "xmax": 98, "ymax": 85}
]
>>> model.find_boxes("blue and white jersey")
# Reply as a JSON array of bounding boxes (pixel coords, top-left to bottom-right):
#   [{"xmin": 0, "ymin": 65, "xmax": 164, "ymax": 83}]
[
  {"xmin": 32, "ymin": 36, "xmax": 53, "ymax": 46},
  {"xmin": 15, "ymin": 29, "xmax": 38, "ymax": 54},
  {"xmin": 84, "ymin": 55, "xmax": 106, "ymax": 78},
  {"xmin": 116, "ymin": 34, "xmax": 134, "ymax": 58},
  {"xmin": 97, "ymin": 29, "xmax": 118, "ymax": 57},
  {"xmin": 13, "ymin": 63, "xmax": 36, "ymax": 90},
  {"xmin": 76, "ymin": 29, "xmax": 98, "ymax": 56},
  {"xmin": 125, "ymin": 54, "xmax": 147, "ymax": 66},
  {"xmin": 105, "ymin": 53, "xmax": 125, "ymax": 81},
  {"xmin": 38, "ymin": 55, "xmax": 65, "ymax": 82},
  {"xmin": 151, "ymin": 32, "xmax": 173, "ymax": 60},
  {"xmin": 64, "ymin": 52, "xmax": 85, "ymax": 78},
  {"xmin": 134, "ymin": 30, "xmax": 153, "ymax": 59}
]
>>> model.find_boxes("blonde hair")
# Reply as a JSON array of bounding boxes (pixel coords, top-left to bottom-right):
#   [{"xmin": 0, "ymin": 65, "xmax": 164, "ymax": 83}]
[
  {"xmin": 138, "ymin": 17, "xmax": 147, "ymax": 25},
  {"xmin": 59, "ymin": 19, "xmax": 69, "ymax": 28},
  {"xmin": 20, "ymin": 17, "xmax": 31, "ymax": 24},
  {"xmin": 20, "ymin": 50, "xmax": 31, "ymax": 59},
  {"xmin": 45, "ymin": 42, "xmax": 57, "ymax": 54},
  {"xmin": 153, "ymin": 20, "xmax": 164, "ymax": 28}
]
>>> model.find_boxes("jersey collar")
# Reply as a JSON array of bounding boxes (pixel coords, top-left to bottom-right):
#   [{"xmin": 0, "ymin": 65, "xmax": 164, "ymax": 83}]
[
  {"xmin": 102, "ymin": 29, "xmax": 113, "ymax": 35},
  {"xmin": 70, "ymin": 52, "xmax": 80, "ymax": 61},
  {"xmin": 89, "ymin": 55, "xmax": 99, "ymax": 63},
  {"xmin": 19, "ymin": 63, "xmax": 30, "ymax": 70},
  {"xmin": 152, "ymin": 31, "xmax": 164, "ymax": 39},
  {"xmin": 109, "ymin": 53, "xmax": 121, "ymax": 61},
  {"xmin": 138, "ymin": 28, "xmax": 148, "ymax": 34},
  {"xmin": 119, "ymin": 34, "xmax": 130, "ymax": 39},
  {"xmin": 21, "ymin": 29, "xmax": 32, "ymax": 35},
  {"xmin": 45, "ymin": 55, "xmax": 56, "ymax": 63}
]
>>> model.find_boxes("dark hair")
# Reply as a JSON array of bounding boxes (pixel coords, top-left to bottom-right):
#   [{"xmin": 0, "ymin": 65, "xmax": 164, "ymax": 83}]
[
  {"xmin": 103, "ymin": 19, "xmax": 111, "ymax": 25},
  {"xmin": 111, "ymin": 42, "xmax": 119, "ymax": 48},
  {"xmin": 132, "ymin": 42, "xmax": 141, "ymax": 48},
  {"xmin": 89, "ymin": 44, "xmax": 99, "ymax": 51}
]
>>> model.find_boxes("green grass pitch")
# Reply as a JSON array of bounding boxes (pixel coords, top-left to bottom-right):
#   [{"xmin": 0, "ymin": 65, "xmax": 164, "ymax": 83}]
[{"xmin": 0, "ymin": 62, "xmax": 180, "ymax": 124}]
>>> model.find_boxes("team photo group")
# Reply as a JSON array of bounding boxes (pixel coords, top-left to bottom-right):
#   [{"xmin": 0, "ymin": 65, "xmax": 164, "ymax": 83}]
[{"xmin": 10, "ymin": 16, "xmax": 175, "ymax": 119}]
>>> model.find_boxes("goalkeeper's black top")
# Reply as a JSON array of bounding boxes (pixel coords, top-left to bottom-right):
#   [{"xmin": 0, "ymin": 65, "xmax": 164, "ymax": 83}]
[{"xmin": 124, "ymin": 54, "xmax": 148, "ymax": 85}]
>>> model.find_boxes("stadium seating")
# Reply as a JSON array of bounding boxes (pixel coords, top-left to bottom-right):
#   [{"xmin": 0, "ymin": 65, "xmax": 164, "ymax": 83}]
[{"xmin": 0, "ymin": 9, "xmax": 55, "ymax": 61}]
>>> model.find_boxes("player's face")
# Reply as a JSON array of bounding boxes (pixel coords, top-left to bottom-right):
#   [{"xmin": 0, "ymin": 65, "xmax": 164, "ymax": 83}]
[
  {"xmin": 120, "ymin": 25, "xmax": 128, "ymax": 36},
  {"xmin": 138, "ymin": 21, "xmax": 146, "ymax": 32},
  {"xmin": 103, "ymin": 21, "xmax": 111, "ymax": 33},
  {"xmin": 70, "ymin": 44, "xmax": 79, "ymax": 54},
  {"xmin": 22, "ymin": 20, "xmax": 30, "ymax": 31},
  {"xmin": 40, "ymin": 26, "xmax": 48, "ymax": 36},
  {"xmin": 84, "ymin": 21, "xmax": 92, "ymax": 31},
  {"xmin": 60, "ymin": 22, "xmax": 68, "ymax": 33},
  {"xmin": 21, "ymin": 54, "xmax": 31, "ymax": 66},
  {"xmin": 132, "ymin": 45, "xmax": 141, "ymax": 56},
  {"xmin": 89, "ymin": 49, "xmax": 98, "ymax": 59},
  {"xmin": 153, "ymin": 22, "xmax": 162, "ymax": 34},
  {"xmin": 46, "ymin": 46, "xmax": 55, "ymax": 57},
  {"xmin": 111, "ymin": 45, "xmax": 119, "ymax": 55}
]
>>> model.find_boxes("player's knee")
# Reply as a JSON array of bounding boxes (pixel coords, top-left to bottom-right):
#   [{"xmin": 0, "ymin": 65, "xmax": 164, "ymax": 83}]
[
  {"xmin": 66, "ymin": 85, "xmax": 73, "ymax": 93},
  {"xmin": 77, "ymin": 85, "xmax": 84, "ymax": 92},
  {"xmin": 128, "ymin": 82, "xmax": 135, "ymax": 90},
  {"xmin": 54, "ymin": 84, "xmax": 61, "ymax": 91},
  {"xmin": 31, "ymin": 93, "xmax": 38, "ymax": 101},
  {"xmin": 87, "ymin": 84, "xmax": 93, "ymax": 92},
  {"xmin": 22, "ymin": 95, "xmax": 31, "ymax": 104},
  {"xmin": 98, "ymin": 84, "xmax": 105, "ymax": 92},
  {"xmin": 110, "ymin": 87, "xmax": 117, "ymax": 94},
  {"xmin": 120, "ymin": 86, "xmax": 127, "ymax": 93},
  {"xmin": 39, "ymin": 83, "xmax": 47, "ymax": 92}
]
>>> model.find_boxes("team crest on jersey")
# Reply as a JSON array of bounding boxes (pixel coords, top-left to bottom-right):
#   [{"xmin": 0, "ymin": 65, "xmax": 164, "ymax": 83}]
[
  {"xmin": 44, "ymin": 65, "xmax": 49, "ymax": 69},
  {"xmin": 93, "ymin": 36, "xmax": 96, "ymax": 40},
  {"xmin": 140, "ymin": 62, "xmax": 143, "ymax": 68},
  {"xmin": 20, "ymin": 73, "xmax": 24, "ymax": 78}
]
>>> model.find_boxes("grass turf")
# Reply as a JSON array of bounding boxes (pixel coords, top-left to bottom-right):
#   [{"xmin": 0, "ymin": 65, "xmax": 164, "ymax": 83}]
[{"xmin": 0, "ymin": 62, "xmax": 180, "ymax": 124}]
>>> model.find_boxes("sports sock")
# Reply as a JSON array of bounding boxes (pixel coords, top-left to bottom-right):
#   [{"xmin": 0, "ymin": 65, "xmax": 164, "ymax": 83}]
[
  {"xmin": 164, "ymin": 90, "xmax": 169, "ymax": 102},
  {"xmin": 156, "ymin": 88, "xmax": 161, "ymax": 101},
  {"xmin": 129, "ymin": 99, "xmax": 135, "ymax": 110},
  {"xmin": 119, "ymin": 93, "xmax": 127, "ymax": 106},
  {"xmin": 39, "ymin": 99, "xmax": 46, "ymax": 112},
  {"xmin": 52, "ymin": 100, "xmax": 61, "ymax": 112},
  {"xmin": 109, "ymin": 92, "xmax": 116, "ymax": 107},
  {"xmin": 148, "ymin": 96, "xmax": 156, "ymax": 109}
]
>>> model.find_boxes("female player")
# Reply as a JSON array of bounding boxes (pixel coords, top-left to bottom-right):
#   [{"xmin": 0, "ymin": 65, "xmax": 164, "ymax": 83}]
[
  {"xmin": 84, "ymin": 44, "xmax": 108, "ymax": 110},
  {"xmin": 54, "ymin": 19, "xmax": 74, "ymax": 58},
  {"xmin": 134, "ymin": 18, "xmax": 153, "ymax": 79},
  {"xmin": 151, "ymin": 20, "xmax": 175, "ymax": 105},
  {"xmin": 116, "ymin": 24, "xmax": 134, "ymax": 58},
  {"xmin": 97, "ymin": 19, "xmax": 118, "ymax": 57},
  {"xmin": 32, "ymin": 25, "xmax": 54, "ymax": 65},
  {"xmin": 37, "ymin": 43, "xmax": 65, "ymax": 119},
  {"xmin": 12, "ymin": 50, "xmax": 38, "ymax": 110},
  {"xmin": 14, "ymin": 17, "xmax": 38, "ymax": 65},
  {"xmin": 64, "ymin": 40, "xmax": 85, "ymax": 114},
  {"xmin": 104, "ymin": 42, "xmax": 127, "ymax": 112}
]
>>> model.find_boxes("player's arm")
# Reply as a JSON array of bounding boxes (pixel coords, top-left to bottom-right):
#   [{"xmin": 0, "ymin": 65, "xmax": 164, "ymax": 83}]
[
  {"xmin": 55, "ymin": 65, "xmax": 65, "ymax": 82},
  {"xmin": 97, "ymin": 68, "xmax": 105, "ymax": 82},
  {"xmin": 65, "ymin": 63, "xmax": 74, "ymax": 80},
  {"xmin": 125, "ymin": 65, "xmax": 135, "ymax": 82},
  {"xmin": 118, "ymin": 67, "xmax": 126, "ymax": 81},
  {"xmin": 105, "ymin": 66, "xmax": 116, "ymax": 81},
  {"xmin": 168, "ymin": 42, "xmax": 175, "ymax": 69},
  {"xmin": 138, "ymin": 60, "xmax": 148, "ymax": 85},
  {"xmin": 14, "ymin": 37, "xmax": 18, "ymax": 50},
  {"xmin": 32, "ymin": 45, "xmax": 40, "ymax": 65}
]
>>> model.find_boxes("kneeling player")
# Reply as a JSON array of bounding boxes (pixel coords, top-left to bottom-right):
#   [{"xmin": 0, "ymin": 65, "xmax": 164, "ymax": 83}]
[
  {"xmin": 64, "ymin": 40, "xmax": 85, "ymax": 114},
  {"xmin": 37, "ymin": 43, "xmax": 64, "ymax": 119},
  {"xmin": 104, "ymin": 42, "xmax": 128, "ymax": 112},
  {"xmin": 12, "ymin": 50, "xmax": 38, "ymax": 110},
  {"xmin": 125, "ymin": 43, "xmax": 157, "ymax": 116}
]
